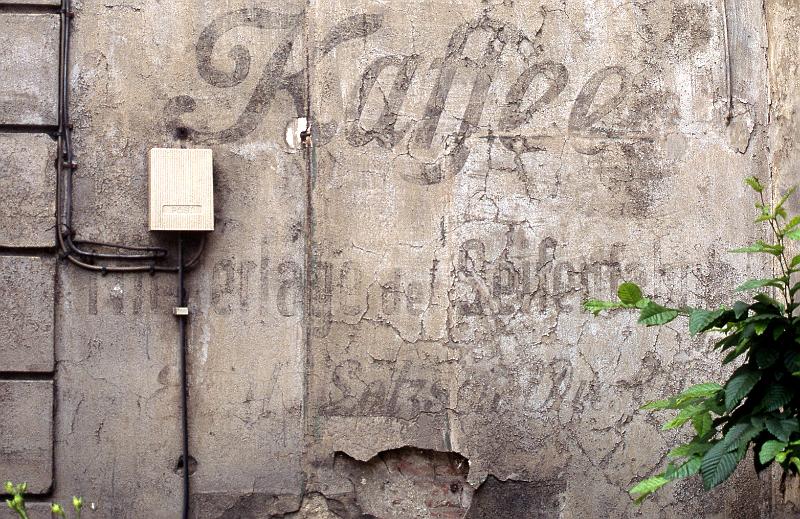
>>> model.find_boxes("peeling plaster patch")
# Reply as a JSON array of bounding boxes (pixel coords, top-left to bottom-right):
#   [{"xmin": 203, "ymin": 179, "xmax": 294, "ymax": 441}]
[
  {"xmin": 292, "ymin": 448, "xmax": 567, "ymax": 518},
  {"xmin": 331, "ymin": 447, "xmax": 473, "ymax": 518},
  {"xmin": 780, "ymin": 475, "xmax": 800, "ymax": 511},
  {"xmin": 465, "ymin": 475, "xmax": 566, "ymax": 519},
  {"xmin": 190, "ymin": 492, "xmax": 302, "ymax": 519},
  {"xmin": 280, "ymin": 493, "xmax": 347, "ymax": 518},
  {"xmin": 728, "ymin": 107, "xmax": 756, "ymax": 154}
]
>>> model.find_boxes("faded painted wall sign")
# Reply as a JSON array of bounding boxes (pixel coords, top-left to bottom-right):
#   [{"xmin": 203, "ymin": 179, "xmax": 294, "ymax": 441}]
[
  {"xmin": 168, "ymin": 10, "xmax": 649, "ymax": 185},
  {"xmin": 22, "ymin": 0, "xmax": 788, "ymax": 516}
]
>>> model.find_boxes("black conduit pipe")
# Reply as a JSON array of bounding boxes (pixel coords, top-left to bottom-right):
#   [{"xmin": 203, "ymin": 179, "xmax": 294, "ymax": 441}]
[{"xmin": 177, "ymin": 233, "xmax": 190, "ymax": 519}]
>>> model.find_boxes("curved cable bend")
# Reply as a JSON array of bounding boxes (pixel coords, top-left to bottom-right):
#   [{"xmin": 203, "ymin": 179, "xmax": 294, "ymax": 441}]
[{"xmin": 56, "ymin": 0, "xmax": 207, "ymax": 273}]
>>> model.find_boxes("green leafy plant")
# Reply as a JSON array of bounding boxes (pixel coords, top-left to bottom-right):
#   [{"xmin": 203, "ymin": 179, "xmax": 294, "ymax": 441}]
[
  {"xmin": 584, "ymin": 177, "xmax": 800, "ymax": 502},
  {"xmin": 4, "ymin": 482, "xmax": 28, "ymax": 519},
  {"xmin": 4, "ymin": 481, "xmax": 85, "ymax": 519}
]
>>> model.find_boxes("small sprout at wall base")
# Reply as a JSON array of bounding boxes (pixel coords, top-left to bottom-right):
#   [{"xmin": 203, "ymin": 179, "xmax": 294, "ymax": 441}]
[
  {"xmin": 4, "ymin": 481, "xmax": 88, "ymax": 519},
  {"xmin": 5, "ymin": 482, "xmax": 28, "ymax": 519},
  {"xmin": 585, "ymin": 176, "xmax": 800, "ymax": 503}
]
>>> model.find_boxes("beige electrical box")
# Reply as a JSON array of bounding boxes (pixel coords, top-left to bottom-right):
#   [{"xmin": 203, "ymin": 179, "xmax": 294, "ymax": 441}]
[{"xmin": 148, "ymin": 148, "xmax": 214, "ymax": 231}]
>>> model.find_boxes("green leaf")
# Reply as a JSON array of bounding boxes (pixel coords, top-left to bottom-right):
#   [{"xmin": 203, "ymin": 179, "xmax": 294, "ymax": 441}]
[
  {"xmin": 775, "ymin": 186, "xmax": 798, "ymax": 215},
  {"xmin": 668, "ymin": 444, "xmax": 693, "ymax": 459},
  {"xmin": 790, "ymin": 255, "xmax": 800, "ymax": 269},
  {"xmin": 733, "ymin": 301, "xmax": 750, "ymax": 319},
  {"xmin": 617, "ymin": 282, "xmax": 643, "ymax": 305},
  {"xmin": 701, "ymin": 441, "xmax": 739, "ymax": 489},
  {"xmin": 668, "ymin": 442, "xmax": 712, "ymax": 459},
  {"xmin": 725, "ymin": 369, "xmax": 760, "ymax": 410},
  {"xmin": 745, "ymin": 176, "xmax": 764, "ymax": 193},
  {"xmin": 663, "ymin": 404, "xmax": 705, "ymax": 430},
  {"xmin": 726, "ymin": 423, "xmax": 764, "ymax": 457},
  {"xmin": 746, "ymin": 313, "xmax": 782, "ymax": 322},
  {"xmin": 754, "ymin": 321, "xmax": 769, "ymax": 335},
  {"xmin": 765, "ymin": 417, "xmax": 799, "ymax": 442},
  {"xmin": 755, "ymin": 346, "xmax": 780, "ymax": 369},
  {"xmin": 754, "ymin": 292, "xmax": 784, "ymax": 310},
  {"xmin": 641, "ymin": 398, "xmax": 673, "ymax": 411},
  {"xmin": 677, "ymin": 383, "xmax": 724, "ymax": 400},
  {"xmin": 721, "ymin": 423, "xmax": 760, "ymax": 450},
  {"xmin": 773, "ymin": 324, "xmax": 787, "ymax": 340},
  {"xmin": 723, "ymin": 341, "xmax": 750, "ymax": 364},
  {"xmin": 639, "ymin": 302, "xmax": 679, "ymax": 326},
  {"xmin": 641, "ymin": 383, "xmax": 722, "ymax": 411},
  {"xmin": 583, "ymin": 299, "xmax": 621, "ymax": 315},
  {"xmin": 629, "ymin": 475, "xmax": 668, "ymax": 503},
  {"xmin": 692, "ymin": 412, "xmax": 713, "ymax": 436},
  {"xmin": 786, "ymin": 351, "xmax": 800, "ymax": 373},
  {"xmin": 759, "ymin": 385, "xmax": 792, "ymax": 412},
  {"xmin": 689, "ymin": 309, "xmax": 725, "ymax": 335},
  {"xmin": 786, "ymin": 229, "xmax": 800, "ymax": 240},
  {"xmin": 759, "ymin": 441, "xmax": 788, "ymax": 465},
  {"xmin": 715, "ymin": 332, "xmax": 741, "ymax": 351},
  {"xmin": 665, "ymin": 456, "xmax": 702, "ymax": 480},
  {"xmin": 730, "ymin": 241, "xmax": 784, "ymax": 256},
  {"xmin": 785, "ymin": 216, "xmax": 800, "ymax": 234},
  {"xmin": 735, "ymin": 278, "xmax": 785, "ymax": 292}
]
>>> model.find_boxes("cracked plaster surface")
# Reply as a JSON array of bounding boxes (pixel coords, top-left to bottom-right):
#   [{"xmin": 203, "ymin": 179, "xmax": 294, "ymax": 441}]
[{"xmin": 8, "ymin": 0, "xmax": 795, "ymax": 516}]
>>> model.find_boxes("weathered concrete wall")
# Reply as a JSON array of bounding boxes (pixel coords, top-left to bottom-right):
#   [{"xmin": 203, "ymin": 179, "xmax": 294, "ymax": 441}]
[
  {"xmin": 765, "ymin": 0, "xmax": 800, "ymax": 515},
  {"xmin": 1, "ymin": 0, "xmax": 799, "ymax": 517},
  {"xmin": 304, "ymin": 0, "xmax": 773, "ymax": 516}
]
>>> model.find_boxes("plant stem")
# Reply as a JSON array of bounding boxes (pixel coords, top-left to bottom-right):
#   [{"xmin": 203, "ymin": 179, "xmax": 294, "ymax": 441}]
[
  {"xmin": 776, "ymin": 235, "xmax": 791, "ymax": 311},
  {"xmin": 762, "ymin": 191, "xmax": 792, "ymax": 311}
]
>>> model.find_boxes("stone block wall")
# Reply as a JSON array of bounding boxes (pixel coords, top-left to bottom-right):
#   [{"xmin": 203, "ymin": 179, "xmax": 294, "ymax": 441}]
[
  {"xmin": 0, "ymin": 1, "xmax": 60, "ymax": 508},
  {"xmin": 1, "ymin": 0, "xmax": 799, "ymax": 517}
]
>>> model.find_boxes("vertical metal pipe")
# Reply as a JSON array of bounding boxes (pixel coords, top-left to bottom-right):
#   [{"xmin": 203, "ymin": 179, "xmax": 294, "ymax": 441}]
[{"xmin": 177, "ymin": 233, "xmax": 190, "ymax": 519}]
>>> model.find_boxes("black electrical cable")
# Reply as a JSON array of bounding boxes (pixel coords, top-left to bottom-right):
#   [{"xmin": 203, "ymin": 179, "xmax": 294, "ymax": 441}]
[
  {"xmin": 55, "ymin": 0, "xmax": 163, "ymax": 265},
  {"xmin": 177, "ymin": 233, "xmax": 190, "ymax": 519}
]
